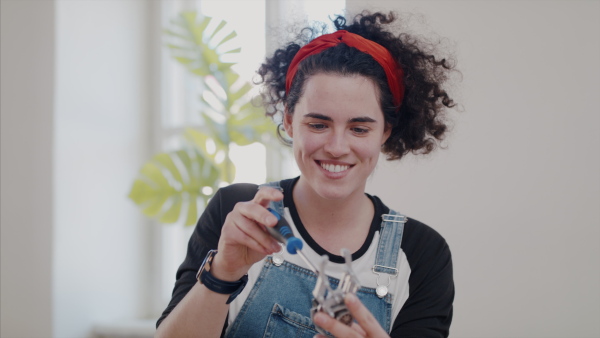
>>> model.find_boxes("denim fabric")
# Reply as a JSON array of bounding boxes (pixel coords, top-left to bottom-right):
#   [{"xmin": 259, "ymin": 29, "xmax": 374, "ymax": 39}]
[
  {"xmin": 225, "ymin": 258, "xmax": 393, "ymax": 337},
  {"xmin": 374, "ymin": 212, "xmax": 406, "ymax": 275}
]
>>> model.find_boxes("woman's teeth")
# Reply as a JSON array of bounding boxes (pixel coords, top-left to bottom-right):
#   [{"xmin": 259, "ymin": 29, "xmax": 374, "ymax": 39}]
[{"xmin": 321, "ymin": 163, "xmax": 349, "ymax": 173}]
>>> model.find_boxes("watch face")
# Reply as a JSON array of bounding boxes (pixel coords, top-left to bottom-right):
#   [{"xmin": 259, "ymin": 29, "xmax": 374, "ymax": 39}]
[{"xmin": 197, "ymin": 249, "xmax": 217, "ymax": 281}]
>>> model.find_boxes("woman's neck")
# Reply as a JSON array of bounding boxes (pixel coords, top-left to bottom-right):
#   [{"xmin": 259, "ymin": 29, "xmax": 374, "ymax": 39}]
[{"xmin": 292, "ymin": 177, "xmax": 374, "ymax": 254}]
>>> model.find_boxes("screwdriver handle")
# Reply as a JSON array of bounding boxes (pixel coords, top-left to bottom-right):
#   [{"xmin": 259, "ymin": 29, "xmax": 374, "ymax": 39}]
[{"xmin": 267, "ymin": 208, "xmax": 303, "ymax": 254}]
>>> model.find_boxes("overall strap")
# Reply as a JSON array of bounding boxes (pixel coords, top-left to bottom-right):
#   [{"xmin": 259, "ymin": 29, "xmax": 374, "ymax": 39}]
[
  {"xmin": 373, "ymin": 210, "xmax": 407, "ymax": 276},
  {"xmin": 259, "ymin": 181, "xmax": 284, "ymax": 216}
]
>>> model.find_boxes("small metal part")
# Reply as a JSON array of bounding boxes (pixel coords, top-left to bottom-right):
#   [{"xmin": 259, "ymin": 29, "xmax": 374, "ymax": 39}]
[
  {"xmin": 272, "ymin": 243, "xmax": 285, "ymax": 266},
  {"xmin": 372, "ymin": 265, "xmax": 396, "ymax": 298},
  {"xmin": 310, "ymin": 249, "xmax": 360, "ymax": 335},
  {"xmin": 372, "ymin": 265, "xmax": 399, "ymax": 276},
  {"xmin": 272, "ymin": 255, "xmax": 284, "ymax": 266},
  {"xmin": 381, "ymin": 214, "xmax": 408, "ymax": 223},
  {"xmin": 376, "ymin": 285, "xmax": 388, "ymax": 298},
  {"xmin": 295, "ymin": 249, "xmax": 319, "ymax": 273}
]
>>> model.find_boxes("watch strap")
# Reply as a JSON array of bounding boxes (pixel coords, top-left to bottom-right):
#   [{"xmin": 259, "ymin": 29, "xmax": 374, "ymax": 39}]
[
  {"xmin": 197, "ymin": 250, "xmax": 248, "ymax": 304},
  {"xmin": 200, "ymin": 268, "xmax": 248, "ymax": 304}
]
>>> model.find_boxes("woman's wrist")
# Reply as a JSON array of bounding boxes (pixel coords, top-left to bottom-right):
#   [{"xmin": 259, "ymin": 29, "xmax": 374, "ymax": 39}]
[{"xmin": 211, "ymin": 252, "xmax": 248, "ymax": 282}]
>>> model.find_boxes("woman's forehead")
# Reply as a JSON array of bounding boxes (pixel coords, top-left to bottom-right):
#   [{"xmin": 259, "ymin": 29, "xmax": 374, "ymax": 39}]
[{"xmin": 298, "ymin": 73, "xmax": 383, "ymax": 119}]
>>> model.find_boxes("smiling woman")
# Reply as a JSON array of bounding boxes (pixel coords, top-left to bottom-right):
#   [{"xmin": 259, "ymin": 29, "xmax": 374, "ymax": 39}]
[{"xmin": 156, "ymin": 11, "xmax": 457, "ymax": 338}]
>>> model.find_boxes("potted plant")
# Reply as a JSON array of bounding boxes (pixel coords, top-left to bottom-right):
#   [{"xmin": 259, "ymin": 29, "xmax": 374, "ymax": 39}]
[{"xmin": 128, "ymin": 11, "xmax": 275, "ymax": 226}]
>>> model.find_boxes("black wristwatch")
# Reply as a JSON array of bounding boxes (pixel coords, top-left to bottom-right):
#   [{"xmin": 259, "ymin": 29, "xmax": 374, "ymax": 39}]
[{"xmin": 196, "ymin": 249, "xmax": 248, "ymax": 304}]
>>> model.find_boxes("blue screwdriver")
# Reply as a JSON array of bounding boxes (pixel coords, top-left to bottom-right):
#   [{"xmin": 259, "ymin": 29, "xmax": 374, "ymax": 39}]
[{"xmin": 266, "ymin": 208, "xmax": 318, "ymax": 272}]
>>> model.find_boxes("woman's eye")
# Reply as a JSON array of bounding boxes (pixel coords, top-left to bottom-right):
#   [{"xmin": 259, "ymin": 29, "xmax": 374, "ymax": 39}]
[
  {"xmin": 352, "ymin": 127, "xmax": 369, "ymax": 135},
  {"xmin": 308, "ymin": 123, "xmax": 327, "ymax": 130}
]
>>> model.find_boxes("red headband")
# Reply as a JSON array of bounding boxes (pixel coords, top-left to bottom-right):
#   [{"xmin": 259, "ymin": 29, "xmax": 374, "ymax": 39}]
[{"xmin": 285, "ymin": 30, "xmax": 405, "ymax": 109}]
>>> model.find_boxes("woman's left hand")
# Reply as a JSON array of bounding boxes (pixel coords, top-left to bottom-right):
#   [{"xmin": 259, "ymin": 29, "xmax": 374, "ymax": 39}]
[{"xmin": 313, "ymin": 294, "xmax": 389, "ymax": 338}]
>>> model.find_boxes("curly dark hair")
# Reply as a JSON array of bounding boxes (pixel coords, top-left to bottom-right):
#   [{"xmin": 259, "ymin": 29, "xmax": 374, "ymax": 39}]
[{"xmin": 257, "ymin": 11, "xmax": 457, "ymax": 160}]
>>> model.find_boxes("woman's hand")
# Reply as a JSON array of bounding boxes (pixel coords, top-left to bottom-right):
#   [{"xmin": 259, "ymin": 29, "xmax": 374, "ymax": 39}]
[
  {"xmin": 211, "ymin": 187, "xmax": 283, "ymax": 281},
  {"xmin": 313, "ymin": 294, "xmax": 389, "ymax": 338}
]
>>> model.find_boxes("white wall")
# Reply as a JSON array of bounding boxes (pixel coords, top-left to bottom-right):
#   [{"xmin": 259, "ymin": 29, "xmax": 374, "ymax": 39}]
[
  {"xmin": 53, "ymin": 1, "xmax": 154, "ymax": 337},
  {"xmin": 348, "ymin": 1, "xmax": 600, "ymax": 337},
  {"xmin": 1, "ymin": 1, "xmax": 56, "ymax": 337},
  {"xmin": 1, "ymin": 0, "xmax": 156, "ymax": 337}
]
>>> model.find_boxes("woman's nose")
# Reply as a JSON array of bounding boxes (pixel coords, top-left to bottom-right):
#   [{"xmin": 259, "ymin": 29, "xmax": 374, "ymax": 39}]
[{"xmin": 323, "ymin": 131, "xmax": 350, "ymax": 157}]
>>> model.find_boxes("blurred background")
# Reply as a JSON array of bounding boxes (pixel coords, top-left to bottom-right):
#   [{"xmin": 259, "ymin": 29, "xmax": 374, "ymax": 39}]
[{"xmin": 1, "ymin": 0, "xmax": 598, "ymax": 337}]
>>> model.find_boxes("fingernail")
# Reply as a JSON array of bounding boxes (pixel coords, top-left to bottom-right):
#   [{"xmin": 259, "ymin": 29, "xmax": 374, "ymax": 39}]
[
  {"xmin": 271, "ymin": 242, "xmax": 281, "ymax": 252},
  {"xmin": 345, "ymin": 293, "xmax": 357, "ymax": 304},
  {"xmin": 313, "ymin": 312, "xmax": 328, "ymax": 325},
  {"xmin": 266, "ymin": 215, "xmax": 277, "ymax": 225}
]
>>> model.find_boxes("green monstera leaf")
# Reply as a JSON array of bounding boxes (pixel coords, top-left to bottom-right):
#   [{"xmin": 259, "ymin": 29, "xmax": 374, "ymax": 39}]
[
  {"xmin": 165, "ymin": 11, "xmax": 239, "ymax": 76},
  {"xmin": 128, "ymin": 148, "xmax": 220, "ymax": 225},
  {"xmin": 129, "ymin": 11, "xmax": 275, "ymax": 225},
  {"xmin": 184, "ymin": 128, "xmax": 236, "ymax": 184}
]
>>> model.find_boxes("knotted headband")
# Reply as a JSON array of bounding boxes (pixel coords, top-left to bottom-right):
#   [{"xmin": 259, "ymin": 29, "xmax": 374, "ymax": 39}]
[{"xmin": 285, "ymin": 30, "xmax": 405, "ymax": 109}]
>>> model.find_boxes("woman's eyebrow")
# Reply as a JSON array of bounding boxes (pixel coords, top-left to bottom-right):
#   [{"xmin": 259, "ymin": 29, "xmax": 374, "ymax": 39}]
[
  {"xmin": 349, "ymin": 117, "xmax": 377, "ymax": 123},
  {"xmin": 304, "ymin": 113, "xmax": 377, "ymax": 124},
  {"xmin": 304, "ymin": 113, "xmax": 332, "ymax": 121}
]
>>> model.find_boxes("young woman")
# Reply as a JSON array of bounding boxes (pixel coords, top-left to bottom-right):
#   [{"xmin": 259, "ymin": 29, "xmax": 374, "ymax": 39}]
[{"xmin": 156, "ymin": 11, "xmax": 456, "ymax": 338}]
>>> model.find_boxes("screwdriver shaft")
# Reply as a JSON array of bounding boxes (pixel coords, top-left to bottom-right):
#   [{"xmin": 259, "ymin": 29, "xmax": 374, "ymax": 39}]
[{"xmin": 296, "ymin": 249, "xmax": 319, "ymax": 273}]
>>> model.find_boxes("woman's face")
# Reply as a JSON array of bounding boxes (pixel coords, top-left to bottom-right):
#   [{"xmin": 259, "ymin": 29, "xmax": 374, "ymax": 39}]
[{"xmin": 284, "ymin": 73, "xmax": 391, "ymax": 201}]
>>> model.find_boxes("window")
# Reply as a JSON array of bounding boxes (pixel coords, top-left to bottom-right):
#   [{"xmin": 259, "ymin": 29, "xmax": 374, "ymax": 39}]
[{"xmin": 153, "ymin": 0, "xmax": 345, "ymax": 316}]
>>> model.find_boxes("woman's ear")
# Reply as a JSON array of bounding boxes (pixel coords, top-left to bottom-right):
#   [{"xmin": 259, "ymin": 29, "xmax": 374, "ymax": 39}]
[
  {"xmin": 283, "ymin": 110, "xmax": 293, "ymax": 138},
  {"xmin": 381, "ymin": 123, "xmax": 392, "ymax": 145}
]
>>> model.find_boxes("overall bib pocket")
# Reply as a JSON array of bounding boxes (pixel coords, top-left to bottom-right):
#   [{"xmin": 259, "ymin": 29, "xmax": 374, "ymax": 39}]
[{"xmin": 263, "ymin": 303, "xmax": 319, "ymax": 338}]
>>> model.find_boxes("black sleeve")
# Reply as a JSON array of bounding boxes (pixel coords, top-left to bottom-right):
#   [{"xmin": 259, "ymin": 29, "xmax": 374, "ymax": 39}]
[
  {"xmin": 156, "ymin": 183, "xmax": 258, "ymax": 329},
  {"xmin": 389, "ymin": 219, "xmax": 454, "ymax": 338}
]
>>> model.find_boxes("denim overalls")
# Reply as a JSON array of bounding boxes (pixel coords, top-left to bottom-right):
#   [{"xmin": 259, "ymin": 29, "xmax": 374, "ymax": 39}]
[{"xmin": 225, "ymin": 182, "xmax": 406, "ymax": 337}]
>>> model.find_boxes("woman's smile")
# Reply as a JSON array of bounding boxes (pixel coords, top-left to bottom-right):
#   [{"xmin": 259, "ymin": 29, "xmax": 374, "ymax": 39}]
[{"xmin": 318, "ymin": 161, "xmax": 351, "ymax": 174}]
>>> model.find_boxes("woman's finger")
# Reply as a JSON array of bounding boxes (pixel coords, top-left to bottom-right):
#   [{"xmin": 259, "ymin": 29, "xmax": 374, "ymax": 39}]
[
  {"xmin": 223, "ymin": 209, "xmax": 280, "ymax": 254},
  {"xmin": 344, "ymin": 294, "xmax": 388, "ymax": 337},
  {"xmin": 350, "ymin": 321, "xmax": 367, "ymax": 336},
  {"xmin": 230, "ymin": 187, "xmax": 282, "ymax": 231},
  {"xmin": 236, "ymin": 200, "xmax": 279, "ymax": 230},
  {"xmin": 312, "ymin": 312, "xmax": 361, "ymax": 338},
  {"xmin": 233, "ymin": 217, "xmax": 280, "ymax": 254},
  {"xmin": 254, "ymin": 186, "xmax": 284, "ymax": 207}
]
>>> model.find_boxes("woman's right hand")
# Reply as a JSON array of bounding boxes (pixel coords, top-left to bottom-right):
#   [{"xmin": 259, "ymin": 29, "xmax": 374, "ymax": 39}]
[{"xmin": 211, "ymin": 186, "xmax": 284, "ymax": 282}]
